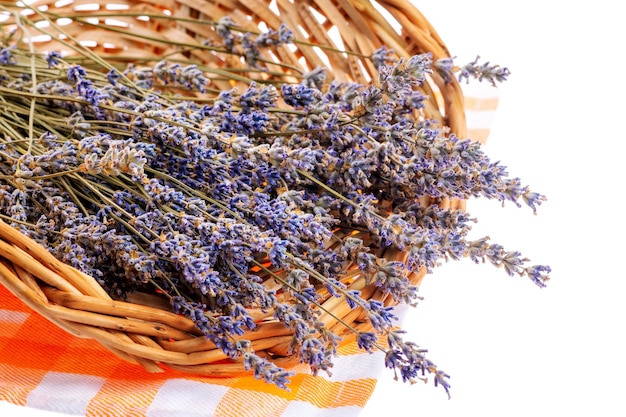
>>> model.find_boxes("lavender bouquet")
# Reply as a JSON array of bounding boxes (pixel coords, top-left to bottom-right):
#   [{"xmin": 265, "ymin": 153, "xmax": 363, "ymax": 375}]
[{"xmin": 0, "ymin": 10, "xmax": 549, "ymax": 397}]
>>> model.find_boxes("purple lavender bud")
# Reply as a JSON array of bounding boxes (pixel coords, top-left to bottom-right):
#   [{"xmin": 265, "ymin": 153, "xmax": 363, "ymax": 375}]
[
  {"xmin": 67, "ymin": 64, "xmax": 87, "ymax": 83},
  {"xmin": 45, "ymin": 50, "xmax": 62, "ymax": 68},
  {"xmin": 106, "ymin": 69, "xmax": 120, "ymax": 85},
  {"xmin": 356, "ymin": 332, "xmax": 378, "ymax": 352},
  {"xmin": 371, "ymin": 46, "xmax": 395, "ymax": 70},
  {"xmin": 281, "ymin": 83, "xmax": 320, "ymax": 108},
  {"xmin": 0, "ymin": 46, "xmax": 16, "ymax": 65},
  {"xmin": 434, "ymin": 56, "xmax": 455, "ymax": 83}
]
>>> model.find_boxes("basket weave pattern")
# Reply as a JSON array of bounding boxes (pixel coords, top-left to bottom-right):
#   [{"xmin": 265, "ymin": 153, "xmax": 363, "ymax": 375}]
[{"xmin": 0, "ymin": 0, "xmax": 469, "ymax": 376}]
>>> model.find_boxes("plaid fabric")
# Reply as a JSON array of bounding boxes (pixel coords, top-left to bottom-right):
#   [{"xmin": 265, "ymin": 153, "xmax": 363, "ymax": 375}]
[{"xmin": 0, "ymin": 87, "xmax": 499, "ymax": 417}]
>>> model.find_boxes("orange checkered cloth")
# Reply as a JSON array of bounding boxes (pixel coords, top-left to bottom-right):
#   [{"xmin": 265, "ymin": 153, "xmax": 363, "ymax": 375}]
[{"xmin": 0, "ymin": 86, "xmax": 499, "ymax": 417}]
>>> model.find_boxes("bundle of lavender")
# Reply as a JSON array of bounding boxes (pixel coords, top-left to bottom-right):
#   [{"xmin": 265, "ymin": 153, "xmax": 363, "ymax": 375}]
[{"xmin": 0, "ymin": 8, "xmax": 549, "ymax": 397}]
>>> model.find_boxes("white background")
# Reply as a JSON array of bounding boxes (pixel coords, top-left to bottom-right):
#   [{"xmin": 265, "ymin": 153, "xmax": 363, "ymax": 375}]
[{"xmin": 2, "ymin": 1, "xmax": 625, "ymax": 416}]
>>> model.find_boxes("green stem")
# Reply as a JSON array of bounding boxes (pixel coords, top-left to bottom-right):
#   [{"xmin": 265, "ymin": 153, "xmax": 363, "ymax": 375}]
[
  {"xmin": 251, "ymin": 259, "xmax": 385, "ymax": 351},
  {"xmin": 7, "ymin": 167, "xmax": 81, "ymax": 181},
  {"xmin": 6, "ymin": 9, "xmax": 37, "ymax": 153},
  {"xmin": 251, "ymin": 259, "xmax": 350, "ymax": 326},
  {"xmin": 143, "ymin": 166, "xmax": 246, "ymax": 226},
  {"xmin": 58, "ymin": 176, "xmax": 88, "ymax": 216},
  {"xmin": 295, "ymin": 168, "xmax": 356, "ymax": 207}
]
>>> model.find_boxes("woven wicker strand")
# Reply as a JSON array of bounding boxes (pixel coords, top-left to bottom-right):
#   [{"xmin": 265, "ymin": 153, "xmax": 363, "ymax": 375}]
[{"xmin": 0, "ymin": 0, "xmax": 469, "ymax": 376}]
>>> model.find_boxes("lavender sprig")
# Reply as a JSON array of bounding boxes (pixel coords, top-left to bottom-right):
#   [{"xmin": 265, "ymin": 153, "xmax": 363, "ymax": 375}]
[
  {"xmin": 458, "ymin": 56, "xmax": 511, "ymax": 86},
  {"xmin": 434, "ymin": 55, "xmax": 510, "ymax": 86}
]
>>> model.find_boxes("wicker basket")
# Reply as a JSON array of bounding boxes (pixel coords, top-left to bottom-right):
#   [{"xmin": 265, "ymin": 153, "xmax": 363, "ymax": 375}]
[{"xmin": 0, "ymin": 0, "xmax": 470, "ymax": 376}]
